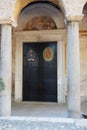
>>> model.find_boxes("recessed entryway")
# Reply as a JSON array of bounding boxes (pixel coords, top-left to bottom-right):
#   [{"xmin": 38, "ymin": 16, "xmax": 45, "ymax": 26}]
[
  {"xmin": 15, "ymin": 30, "xmax": 65, "ymax": 103},
  {"xmin": 23, "ymin": 42, "xmax": 57, "ymax": 102}
]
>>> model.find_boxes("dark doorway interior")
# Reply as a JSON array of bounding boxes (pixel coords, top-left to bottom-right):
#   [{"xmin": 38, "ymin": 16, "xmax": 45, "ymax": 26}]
[{"xmin": 23, "ymin": 42, "xmax": 57, "ymax": 102}]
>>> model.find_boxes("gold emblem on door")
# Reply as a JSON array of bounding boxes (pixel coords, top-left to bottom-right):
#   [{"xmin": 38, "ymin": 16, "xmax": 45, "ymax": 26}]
[{"xmin": 43, "ymin": 47, "xmax": 54, "ymax": 62}]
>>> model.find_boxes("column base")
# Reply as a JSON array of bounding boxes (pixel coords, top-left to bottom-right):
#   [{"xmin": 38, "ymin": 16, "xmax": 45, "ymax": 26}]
[{"xmin": 67, "ymin": 111, "xmax": 81, "ymax": 118}]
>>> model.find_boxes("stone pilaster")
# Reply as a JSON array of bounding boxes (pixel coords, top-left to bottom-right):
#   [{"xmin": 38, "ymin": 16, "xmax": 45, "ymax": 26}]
[
  {"xmin": 0, "ymin": 25, "xmax": 12, "ymax": 116},
  {"xmin": 67, "ymin": 21, "xmax": 80, "ymax": 118},
  {"xmin": 0, "ymin": 36, "xmax": 1, "ymax": 72}
]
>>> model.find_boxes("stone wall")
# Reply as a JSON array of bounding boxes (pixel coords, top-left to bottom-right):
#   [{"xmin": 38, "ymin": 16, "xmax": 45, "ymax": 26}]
[
  {"xmin": 80, "ymin": 37, "xmax": 87, "ymax": 101},
  {"xmin": 62, "ymin": 0, "xmax": 85, "ymax": 17},
  {"xmin": 0, "ymin": 0, "xmax": 86, "ymax": 24},
  {"xmin": 80, "ymin": 37, "xmax": 87, "ymax": 81},
  {"xmin": 12, "ymin": 36, "xmax": 16, "ymax": 96}
]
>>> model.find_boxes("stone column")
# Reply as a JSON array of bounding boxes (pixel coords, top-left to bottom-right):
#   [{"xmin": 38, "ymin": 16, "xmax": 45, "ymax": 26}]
[
  {"xmin": 57, "ymin": 41, "xmax": 65, "ymax": 103},
  {"xmin": 0, "ymin": 25, "xmax": 12, "ymax": 116},
  {"xmin": 67, "ymin": 21, "xmax": 80, "ymax": 118}
]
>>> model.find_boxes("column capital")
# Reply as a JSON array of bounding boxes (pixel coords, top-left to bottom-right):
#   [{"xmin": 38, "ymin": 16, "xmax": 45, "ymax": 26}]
[
  {"xmin": 66, "ymin": 14, "xmax": 84, "ymax": 22},
  {"xmin": 0, "ymin": 17, "xmax": 17, "ymax": 27}
]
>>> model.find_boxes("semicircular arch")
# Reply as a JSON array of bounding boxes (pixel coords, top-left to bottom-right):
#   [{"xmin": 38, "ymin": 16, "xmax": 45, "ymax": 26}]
[
  {"xmin": 13, "ymin": 0, "xmax": 65, "ymax": 22},
  {"xmin": 15, "ymin": 2, "xmax": 65, "ymax": 30}
]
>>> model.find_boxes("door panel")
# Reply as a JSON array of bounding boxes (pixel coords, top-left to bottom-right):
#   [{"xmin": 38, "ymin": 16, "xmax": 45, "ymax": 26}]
[{"xmin": 23, "ymin": 42, "xmax": 57, "ymax": 102}]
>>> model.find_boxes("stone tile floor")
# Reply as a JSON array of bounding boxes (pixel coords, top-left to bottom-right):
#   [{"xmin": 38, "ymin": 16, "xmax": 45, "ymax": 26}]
[
  {"xmin": 0, "ymin": 117, "xmax": 87, "ymax": 130},
  {"xmin": 0, "ymin": 101, "xmax": 83, "ymax": 129}
]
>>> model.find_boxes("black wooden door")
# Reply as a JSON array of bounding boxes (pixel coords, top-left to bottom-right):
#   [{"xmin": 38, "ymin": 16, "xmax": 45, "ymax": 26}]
[{"xmin": 23, "ymin": 42, "xmax": 57, "ymax": 102}]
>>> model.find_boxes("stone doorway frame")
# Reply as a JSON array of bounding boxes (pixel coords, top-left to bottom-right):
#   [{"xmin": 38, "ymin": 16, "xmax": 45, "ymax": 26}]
[{"xmin": 14, "ymin": 29, "xmax": 66, "ymax": 103}]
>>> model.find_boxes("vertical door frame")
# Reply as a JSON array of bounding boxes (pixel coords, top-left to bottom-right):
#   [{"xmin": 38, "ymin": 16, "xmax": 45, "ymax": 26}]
[{"xmin": 14, "ymin": 29, "xmax": 66, "ymax": 103}]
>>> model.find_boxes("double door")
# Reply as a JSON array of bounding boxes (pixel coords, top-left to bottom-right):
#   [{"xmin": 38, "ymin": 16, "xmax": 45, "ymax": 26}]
[{"xmin": 23, "ymin": 42, "xmax": 57, "ymax": 102}]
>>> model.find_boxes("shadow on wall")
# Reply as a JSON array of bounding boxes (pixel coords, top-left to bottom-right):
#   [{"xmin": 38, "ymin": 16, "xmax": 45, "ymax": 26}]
[{"xmin": 12, "ymin": 72, "xmax": 15, "ymax": 97}]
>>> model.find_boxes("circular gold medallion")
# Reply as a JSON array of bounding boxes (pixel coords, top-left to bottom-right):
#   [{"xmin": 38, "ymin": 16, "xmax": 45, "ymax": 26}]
[{"xmin": 43, "ymin": 47, "xmax": 54, "ymax": 62}]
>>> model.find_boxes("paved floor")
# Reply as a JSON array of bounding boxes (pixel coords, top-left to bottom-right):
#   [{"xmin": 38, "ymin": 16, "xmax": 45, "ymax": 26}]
[
  {"xmin": 0, "ymin": 102, "xmax": 86, "ymax": 130},
  {"xmin": 12, "ymin": 101, "xmax": 87, "ymax": 118},
  {"xmin": 0, "ymin": 116, "xmax": 87, "ymax": 130}
]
